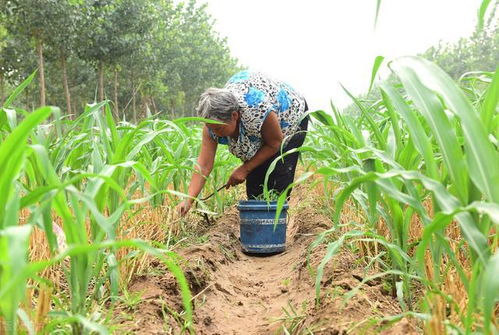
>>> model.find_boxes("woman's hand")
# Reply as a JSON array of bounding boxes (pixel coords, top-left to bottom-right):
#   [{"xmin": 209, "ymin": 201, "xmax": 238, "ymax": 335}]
[
  {"xmin": 177, "ymin": 199, "xmax": 194, "ymax": 217},
  {"xmin": 227, "ymin": 165, "xmax": 250, "ymax": 187}
]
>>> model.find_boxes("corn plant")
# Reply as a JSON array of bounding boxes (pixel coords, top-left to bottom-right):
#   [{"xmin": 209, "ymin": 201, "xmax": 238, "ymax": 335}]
[
  {"xmin": 268, "ymin": 58, "xmax": 498, "ymax": 334},
  {"xmin": 0, "ymin": 73, "xmax": 244, "ymax": 333}
]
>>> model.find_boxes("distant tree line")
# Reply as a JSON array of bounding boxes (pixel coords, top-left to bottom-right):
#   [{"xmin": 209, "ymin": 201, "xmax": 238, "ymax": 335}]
[
  {"xmin": 421, "ymin": 21, "xmax": 498, "ymax": 80},
  {"xmin": 0, "ymin": 0, "xmax": 241, "ymax": 121}
]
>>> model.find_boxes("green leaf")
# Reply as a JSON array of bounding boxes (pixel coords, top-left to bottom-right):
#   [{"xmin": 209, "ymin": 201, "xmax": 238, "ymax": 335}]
[
  {"xmin": 395, "ymin": 281, "xmax": 407, "ymax": 311},
  {"xmin": 481, "ymin": 250, "xmax": 499, "ymax": 333},
  {"xmin": 74, "ymin": 314, "xmax": 109, "ymax": 335},
  {"xmin": 341, "ymin": 84, "xmax": 385, "ymax": 150},
  {"xmin": 477, "ymin": 0, "xmax": 492, "ymax": 31},
  {"xmin": 391, "ymin": 58, "xmax": 469, "ymax": 203},
  {"xmin": 480, "ymin": 66, "xmax": 498, "ymax": 134},
  {"xmin": 310, "ymin": 110, "xmax": 335, "ymax": 127},
  {"xmin": 105, "ymin": 103, "xmax": 119, "ymax": 150},
  {"xmin": 380, "ymin": 82, "xmax": 439, "ymax": 180},
  {"xmin": 0, "ymin": 107, "xmax": 54, "ymax": 228},
  {"xmin": 0, "ymin": 240, "xmax": 194, "ymax": 334},
  {"xmin": 369, "ymin": 56, "xmax": 385, "ymax": 93},
  {"xmin": 2, "ymin": 108, "xmax": 17, "ymax": 130},
  {"xmin": 3, "ymin": 71, "xmax": 38, "ymax": 109},
  {"xmin": 374, "ymin": 0, "xmax": 382, "ymax": 29},
  {"xmin": 395, "ymin": 56, "xmax": 499, "ymax": 203},
  {"xmin": 0, "ymin": 224, "xmax": 32, "ymax": 335},
  {"xmin": 315, "ymin": 237, "xmax": 345, "ymax": 304}
]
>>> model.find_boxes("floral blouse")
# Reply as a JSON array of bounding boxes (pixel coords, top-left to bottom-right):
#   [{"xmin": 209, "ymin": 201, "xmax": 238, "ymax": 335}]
[{"xmin": 209, "ymin": 71, "xmax": 307, "ymax": 162}]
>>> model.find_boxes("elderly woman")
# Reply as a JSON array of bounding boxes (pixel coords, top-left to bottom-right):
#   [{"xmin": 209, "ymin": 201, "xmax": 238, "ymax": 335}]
[{"xmin": 178, "ymin": 71, "xmax": 308, "ymax": 216}]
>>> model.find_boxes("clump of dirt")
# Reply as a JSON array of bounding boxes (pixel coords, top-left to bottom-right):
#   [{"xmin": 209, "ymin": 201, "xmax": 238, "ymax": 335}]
[{"xmin": 113, "ymin": 184, "xmax": 419, "ymax": 334}]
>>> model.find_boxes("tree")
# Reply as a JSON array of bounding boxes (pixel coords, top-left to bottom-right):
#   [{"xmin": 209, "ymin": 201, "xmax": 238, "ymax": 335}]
[
  {"xmin": 78, "ymin": 0, "xmax": 153, "ymax": 107},
  {"xmin": 43, "ymin": 1, "xmax": 81, "ymax": 115},
  {"xmin": 159, "ymin": 0, "xmax": 241, "ymax": 114},
  {"xmin": 2, "ymin": 0, "xmax": 58, "ymax": 107},
  {"xmin": 1, "ymin": 0, "xmax": 241, "ymax": 120},
  {"xmin": 421, "ymin": 24, "xmax": 498, "ymax": 80},
  {"xmin": 0, "ymin": 23, "xmax": 7, "ymax": 102},
  {"xmin": 0, "ymin": 27, "xmax": 37, "ymax": 107}
]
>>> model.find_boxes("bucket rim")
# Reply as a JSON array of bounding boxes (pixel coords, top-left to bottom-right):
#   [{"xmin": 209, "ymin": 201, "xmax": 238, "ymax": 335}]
[{"xmin": 237, "ymin": 200, "xmax": 289, "ymax": 210}]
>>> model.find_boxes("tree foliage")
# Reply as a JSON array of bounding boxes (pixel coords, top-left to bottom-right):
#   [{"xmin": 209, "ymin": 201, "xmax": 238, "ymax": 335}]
[
  {"xmin": 422, "ymin": 24, "xmax": 498, "ymax": 80},
  {"xmin": 0, "ymin": 0, "xmax": 241, "ymax": 119}
]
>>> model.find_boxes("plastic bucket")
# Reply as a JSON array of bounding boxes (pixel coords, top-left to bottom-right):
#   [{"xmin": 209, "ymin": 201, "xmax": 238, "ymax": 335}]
[{"xmin": 237, "ymin": 200, "xmax": 288, "ymax": 254}]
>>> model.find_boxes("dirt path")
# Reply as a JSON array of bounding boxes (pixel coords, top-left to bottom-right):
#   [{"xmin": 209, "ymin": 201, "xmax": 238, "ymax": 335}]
[
  {"xmin": 117, "ymin": 185, "xmax": 418, "ymax": 334},
  {"xmin": 187, "ymin": 205, "xmax": 319, "ymax": 334}
]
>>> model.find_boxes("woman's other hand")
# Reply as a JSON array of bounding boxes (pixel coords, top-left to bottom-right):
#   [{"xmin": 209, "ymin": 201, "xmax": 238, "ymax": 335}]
[
  {"xmin": 177, "ymin": 199, "xmax": 194, "ymax": 217},
  {"xmin": 227, "ymin": 165, "xmax": 250, "ymax": 187}
]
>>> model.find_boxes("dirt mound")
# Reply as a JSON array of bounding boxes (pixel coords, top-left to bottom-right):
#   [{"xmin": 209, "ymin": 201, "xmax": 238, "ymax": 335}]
[{"xmin": 114, "ymin": 185, "xmax": 418, "ymax": 334}]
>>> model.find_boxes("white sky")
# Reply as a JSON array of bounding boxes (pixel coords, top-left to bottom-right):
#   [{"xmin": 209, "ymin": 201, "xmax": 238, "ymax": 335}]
[{"xmin": 202, "ymin": 0, "xmax": 483, "ymax": 110}]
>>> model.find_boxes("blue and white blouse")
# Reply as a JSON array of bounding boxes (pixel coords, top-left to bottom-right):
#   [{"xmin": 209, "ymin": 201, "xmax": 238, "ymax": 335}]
[{"xmin": 210, "ymin": 71, "xmax": 307, "ymax": 162}]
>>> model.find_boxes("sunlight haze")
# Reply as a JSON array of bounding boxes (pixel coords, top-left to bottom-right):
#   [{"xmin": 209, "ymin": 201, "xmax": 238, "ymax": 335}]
[{"xmin": 202, "ymin": 0, "xmax": 482, "ymax": 110}]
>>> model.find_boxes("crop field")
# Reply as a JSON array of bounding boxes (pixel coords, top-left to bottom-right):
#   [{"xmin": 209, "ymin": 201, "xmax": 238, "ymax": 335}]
[
  {"xmin": 0, "ymin": 1, "xmax": 498, "ymax": 335},
  {"xmin": 1, "ymin": 55, "xmax": 497, "ymax": 334}
]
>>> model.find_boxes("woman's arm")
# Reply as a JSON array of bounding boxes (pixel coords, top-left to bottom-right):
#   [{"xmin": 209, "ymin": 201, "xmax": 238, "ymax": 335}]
[
  {"xmin": 178, "ymin": 126, "xmax": 217, "ymax": 215},
  {"xmin": 227, "ymin": 111, "xmax": 283, "ymax": 186}
]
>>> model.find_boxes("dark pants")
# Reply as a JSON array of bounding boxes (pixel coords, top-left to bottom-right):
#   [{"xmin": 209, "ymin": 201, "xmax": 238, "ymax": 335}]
[{"xmin": 246, "ymin": 114, "xmax": 309, "ymax": 200}]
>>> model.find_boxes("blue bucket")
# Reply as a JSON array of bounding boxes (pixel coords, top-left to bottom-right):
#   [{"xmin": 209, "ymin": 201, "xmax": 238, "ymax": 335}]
[{"xmin": 237, "ymin": 200, "xmax": 289, "ymax": 254}]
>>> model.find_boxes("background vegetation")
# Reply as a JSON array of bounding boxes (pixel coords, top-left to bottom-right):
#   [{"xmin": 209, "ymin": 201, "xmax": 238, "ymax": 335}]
[{"xmin": 0, "ymin": 0, "xmax": 241, "ymax": 121}]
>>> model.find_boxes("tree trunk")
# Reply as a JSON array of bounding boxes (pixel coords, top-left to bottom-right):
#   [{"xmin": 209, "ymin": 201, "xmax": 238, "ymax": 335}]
[
  {"xmin": 143, "ymin": 96, "xmax": 149, "ymax": 119},
  {"xmin": 60, "ymin": 50, "xmax": 71, "ymax": 116},
  {"xmin": 25, "ymin": 85, "xmax": 29, "ymax": 108},
  {"xmin": 98, "ymin": 61, "xmax": 104, "ymax": 102},
  {"xmin": 151, "ymin": 97, "xmax": 157, "ymax": 115},
  {"xmin": 170, "ymin": 101, "xmax": 175, "ymax": 119},
  {"xmin": 114, "ymin": 69, "xmax": 119, "ymax": 118},
  {"xmin": 36, "ymin": 38, "xmax": 46, "ymax": 107},
  {"xmin": 132, "ymin": 96, "xmax": 137, "ymax": 123},
  {"xmin": 0, "ymin": 71, "xmax": 4, "ymax": 104},
  {"xmin": 132, "ymin": 76, "xmax": 137, "ymax": 123}
]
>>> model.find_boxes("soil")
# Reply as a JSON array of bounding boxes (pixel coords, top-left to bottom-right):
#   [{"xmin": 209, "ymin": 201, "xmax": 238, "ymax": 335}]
[{"xmin": 114, "ymin": 184, "xmax": 420, "ymax": 334}]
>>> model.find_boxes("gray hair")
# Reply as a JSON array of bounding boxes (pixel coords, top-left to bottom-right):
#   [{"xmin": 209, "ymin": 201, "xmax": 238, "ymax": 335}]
[{"xmin": 196, "ymin": 88, "xmax": 239, "ymax": 121}]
